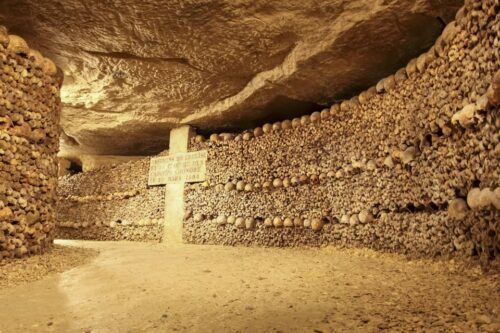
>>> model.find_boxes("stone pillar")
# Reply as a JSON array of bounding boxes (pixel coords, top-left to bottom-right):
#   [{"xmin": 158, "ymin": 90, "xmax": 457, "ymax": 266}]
[
  {"xmin": 58, "ymin": 158, "xmax": 72, "ymax": 177},
  {"xmin": 163, "ymin": 125, "xmax": 194, "ymax": 243}
]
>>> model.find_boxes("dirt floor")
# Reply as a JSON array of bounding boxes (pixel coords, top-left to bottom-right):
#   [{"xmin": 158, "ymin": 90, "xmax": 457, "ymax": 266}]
[{"xmin": 0, "ymin": 241, "xmax": 498, "ymax": 333}]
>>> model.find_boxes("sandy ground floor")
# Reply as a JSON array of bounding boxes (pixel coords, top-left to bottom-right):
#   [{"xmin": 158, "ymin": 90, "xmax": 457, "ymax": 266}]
[{"xmin": 0, "ymin": 241, "xmax": 498, "ymax": 333}]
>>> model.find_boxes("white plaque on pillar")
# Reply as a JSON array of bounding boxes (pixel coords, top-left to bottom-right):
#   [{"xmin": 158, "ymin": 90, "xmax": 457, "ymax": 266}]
[{"xmin": 148, "ymin": 150, "xmax": 207, "ymax": 186}]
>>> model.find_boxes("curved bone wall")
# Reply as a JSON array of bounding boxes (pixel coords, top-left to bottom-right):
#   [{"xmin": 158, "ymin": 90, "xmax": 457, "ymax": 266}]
[
  {"xmin": 54, "ymin": 0, "xmax": 498, "ymax": 266},
  {"xmin": 56, "ymin": 158, "xmax": 164, "ymax": 242},
  {"xmin": 0, "ymin": 27, "xmax": 62, "ymax": 259},
  {"xmin": 184, "ymin": 1, "xmax": 499, "ymax": 266}
]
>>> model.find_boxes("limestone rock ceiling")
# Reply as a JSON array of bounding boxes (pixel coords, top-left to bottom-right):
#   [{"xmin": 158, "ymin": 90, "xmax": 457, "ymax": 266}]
[{"xmin": 0, "ymin": 0, "xmax": 462, "ymax": 158}]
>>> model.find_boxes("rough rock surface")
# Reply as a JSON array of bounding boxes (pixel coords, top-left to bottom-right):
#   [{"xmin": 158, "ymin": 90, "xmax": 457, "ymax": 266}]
[
  {"xmin": 78, "ymin": 154, "xmax": 144, "ymax": 171},
  {"xmin": 0, "ymin": 0, "xmax": 462, "ymax": 158}
]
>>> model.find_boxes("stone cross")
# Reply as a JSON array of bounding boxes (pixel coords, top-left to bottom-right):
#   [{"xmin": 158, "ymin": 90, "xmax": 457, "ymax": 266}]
[{"xmin": 148, "ymin": 125, "xmax": 206, "ymax": 243}]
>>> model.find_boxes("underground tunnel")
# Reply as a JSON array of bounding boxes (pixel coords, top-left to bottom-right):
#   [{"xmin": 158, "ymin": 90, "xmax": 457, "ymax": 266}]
[{"xmin": 0, "ymin": 0, "xmax": 499, "ymax": 332}]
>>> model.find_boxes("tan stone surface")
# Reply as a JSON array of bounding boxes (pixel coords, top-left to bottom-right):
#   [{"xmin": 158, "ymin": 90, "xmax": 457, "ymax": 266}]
[
  {"xmin": 57, "ymin": 157, "xmax": 71, "ymax": 177},
  {"xmin": 163, "ymin": 125, "xmax": 194, "ymax": 243},
  {"xmin": 0, "ymin": 0, "xmax": 461, "ymax": 158},
  {"xmin": 0, "ymin": 241, "xmax": 498, "ymax": 332}
]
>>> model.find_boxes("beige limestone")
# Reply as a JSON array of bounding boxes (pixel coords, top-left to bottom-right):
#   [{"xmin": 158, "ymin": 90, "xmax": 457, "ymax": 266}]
[
  {"xmin": 163, "ymin": 126, "xmax": 194, "ymax": 243},
  {"xmin": 0, "ymin": 0, "xmax": 461, "ymax": 160}
]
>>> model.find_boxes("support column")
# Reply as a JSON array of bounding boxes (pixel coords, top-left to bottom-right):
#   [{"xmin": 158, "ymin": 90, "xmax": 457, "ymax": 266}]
[{"xmin": 163, "ymin": 125, "xmax": 194, "ymax": 243}]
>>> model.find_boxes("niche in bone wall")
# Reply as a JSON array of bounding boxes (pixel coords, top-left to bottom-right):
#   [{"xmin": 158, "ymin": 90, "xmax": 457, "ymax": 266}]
[
  {"xmin": 55, "ymin": 157, "xmax": 165, "ymax": 242},
  {"xmin": 0, "ymin": 26, "xmax": 62, "ymax": 259},
  {"xmin": 183, "ymin": 1, "xmax": 499, "ymax": 267}
]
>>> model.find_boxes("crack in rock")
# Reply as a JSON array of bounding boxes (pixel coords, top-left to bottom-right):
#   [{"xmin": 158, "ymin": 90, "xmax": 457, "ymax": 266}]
[{"xmin": 83, "ymin": 49, "xmax": 206, "ymax": 72}]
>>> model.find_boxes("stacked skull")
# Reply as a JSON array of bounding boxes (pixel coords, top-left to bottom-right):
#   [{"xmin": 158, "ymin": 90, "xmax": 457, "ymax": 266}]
[
  {"xmin": 183, "ymin": 1, "xmax": 499, "ymax": 267},
  {"xmin": 0, "ymin": 26, "xmax": 62, "ymax": 259}
]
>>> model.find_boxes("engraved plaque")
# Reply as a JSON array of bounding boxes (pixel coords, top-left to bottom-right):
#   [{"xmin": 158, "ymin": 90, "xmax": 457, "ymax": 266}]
[{"xmin": 148, "ymin": 150, "xmax": 207, "ymax": 185}]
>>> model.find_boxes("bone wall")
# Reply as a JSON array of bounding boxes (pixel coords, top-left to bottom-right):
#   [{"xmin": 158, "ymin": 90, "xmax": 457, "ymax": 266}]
[
  {"xmin": 0, "ymin": 27, "xmax": 62, "ymax": 259},
  {"xmin": 54, "ymin": 0, "xmax": 498, "ymax": 266},
  {"xmin": 184, "ymin": 0, "xmax": 499, "ymax": 267},
  {"xmin": 56, "ymin": 158, "xmax": 164, "ymax": 242}
]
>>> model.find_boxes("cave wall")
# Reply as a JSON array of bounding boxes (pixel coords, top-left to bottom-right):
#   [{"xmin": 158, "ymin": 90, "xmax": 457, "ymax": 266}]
[
  {"xmin": 184, "ymin": 0, "xmax": 499, "ymax": 266},
  {"xmin": 56, "ymin": 158, "xmax": 164, "ymax": 242},
  {"xmin": 0, "ymin": 26, "xmax": 62, "ymax": 259}
]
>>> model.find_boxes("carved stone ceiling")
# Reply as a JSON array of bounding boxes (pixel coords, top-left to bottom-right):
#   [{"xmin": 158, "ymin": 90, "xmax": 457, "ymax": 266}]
[{"xmin": 0, "ymin": 0, "xmax": 462, "ymax": 159}]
